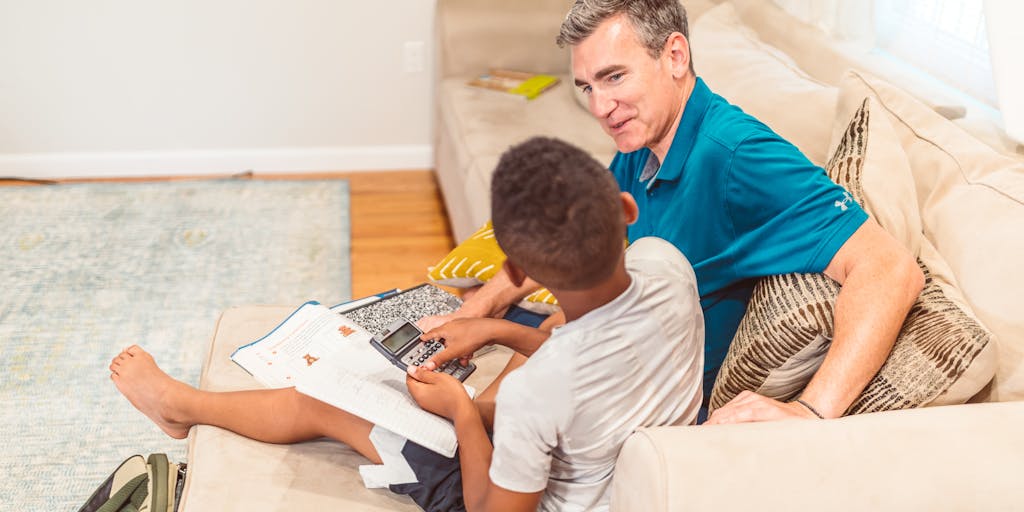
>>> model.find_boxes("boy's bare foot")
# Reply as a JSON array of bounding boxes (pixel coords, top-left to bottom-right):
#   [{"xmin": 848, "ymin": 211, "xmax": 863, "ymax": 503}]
[{"xmin": 110, "ymin": 345, "xmax": 193, "ymax": 439}]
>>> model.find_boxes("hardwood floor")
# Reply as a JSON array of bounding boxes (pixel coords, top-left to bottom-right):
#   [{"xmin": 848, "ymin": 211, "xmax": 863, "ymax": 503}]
[{"xmin": 0, "ymin": 170, "xmax": 456, "ymax": 299}]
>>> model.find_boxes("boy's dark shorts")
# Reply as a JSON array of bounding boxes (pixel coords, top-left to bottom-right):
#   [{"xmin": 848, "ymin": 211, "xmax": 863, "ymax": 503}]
[
  {"xmin": 389, "ymin": 440, "xmax": 466, "ymax": 512},
  {"xmin": 390, "ymin": 305, "xmax": 543, "ymax": 511}
]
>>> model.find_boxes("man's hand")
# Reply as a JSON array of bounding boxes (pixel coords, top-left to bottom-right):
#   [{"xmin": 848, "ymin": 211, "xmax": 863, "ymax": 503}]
[
  {"xmin": 416, "ymin": 285, "xmax": 492, "ymax": 333},
  {"xmin": 417, "ymin": 312, "xmax": 465, "ymax": 333},
  {"xmin": 420, "ymin": 318, "xmax": 498, "ymax": 369},
  {"xmin": 418, "ymin": 267, "xmax": 542, "ymax": 332},
  {"xmin": 705, "ymin": 390, "xmax": 821, "ymax": 424},
  {"xmin": 406, "ymin": 365, "xmax": 474, "ymax": 420},
  {"xmin": 417, "ymin": 301, "xmax": 510, "ymax": 333}
]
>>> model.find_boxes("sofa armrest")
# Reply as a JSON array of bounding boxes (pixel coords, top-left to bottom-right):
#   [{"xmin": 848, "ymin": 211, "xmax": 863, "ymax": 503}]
[
  {"xmin": 436, "ymin": 0, "xmax": 570, "ymax": 79},
  {"xmin": 612, "ymin": 401, "xmax": 1024, "ymax": 511}
]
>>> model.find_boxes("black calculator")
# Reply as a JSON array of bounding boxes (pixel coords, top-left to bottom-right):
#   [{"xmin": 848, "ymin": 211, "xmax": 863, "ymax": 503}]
[{"xmin": 370, "ymin": 318, "xmax": 476, "ymax": 382}]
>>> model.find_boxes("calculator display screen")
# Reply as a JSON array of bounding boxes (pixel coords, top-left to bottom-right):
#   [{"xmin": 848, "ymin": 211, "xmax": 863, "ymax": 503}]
[{"xmin": 382, "ymin": 323, "xmax": 421, "ymax": 353}]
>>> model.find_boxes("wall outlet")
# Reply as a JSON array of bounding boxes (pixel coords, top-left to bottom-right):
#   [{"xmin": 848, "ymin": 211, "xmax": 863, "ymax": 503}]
[{"xmin": 403, "ymin": 41, "xmax": 425, "ymax": 74}]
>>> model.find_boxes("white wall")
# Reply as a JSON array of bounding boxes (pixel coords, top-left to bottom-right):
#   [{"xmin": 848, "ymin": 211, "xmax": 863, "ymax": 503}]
[{"xmin": 0, "ymin": 0, "xmax": 436, "ymax": 178}]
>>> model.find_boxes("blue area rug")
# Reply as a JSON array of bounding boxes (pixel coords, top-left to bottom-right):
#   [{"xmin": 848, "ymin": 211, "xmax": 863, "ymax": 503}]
[{"xmin": 0, "ymin": 179, "xmax": 350, "ymax": 510}]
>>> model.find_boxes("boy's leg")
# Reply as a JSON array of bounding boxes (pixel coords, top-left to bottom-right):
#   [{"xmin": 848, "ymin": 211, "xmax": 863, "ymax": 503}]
[{"xmin": 110, "ymin": 345, "xmax": 382, "ymax": 464}]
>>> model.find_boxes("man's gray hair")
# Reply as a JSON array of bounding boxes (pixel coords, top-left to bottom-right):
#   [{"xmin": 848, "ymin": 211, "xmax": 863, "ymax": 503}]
[{"xmin": 557, "ymin": 0, "xmax": 691, "ymax": 66}]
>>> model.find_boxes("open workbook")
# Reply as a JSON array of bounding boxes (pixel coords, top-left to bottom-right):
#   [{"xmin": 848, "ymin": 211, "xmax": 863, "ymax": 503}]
[{"xmin": 230, "ymin": 285, "xmax": 466, "ymax": 457}]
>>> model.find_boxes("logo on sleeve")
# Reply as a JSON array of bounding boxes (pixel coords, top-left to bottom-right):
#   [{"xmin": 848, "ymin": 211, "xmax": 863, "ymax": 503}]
[{"xmin": 834, "ymin": 191, "xmax": 853, "ymax": 212}]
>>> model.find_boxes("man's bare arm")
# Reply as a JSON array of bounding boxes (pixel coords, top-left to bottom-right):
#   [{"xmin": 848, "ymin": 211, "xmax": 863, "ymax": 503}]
[
  {"xmin": 708, "ymin": 218, "xmax": 924, "ymax": 423},
  {"xmin": 466, "ymin": 267, "xmax": 542, "ymax": 317},
  {"xmin": 419, "ymin": 267, "xmax": 542, "ymax": 331},
  {"xmin": 804, "ymin": 219, "xmax": 924, "ymax": 417}
]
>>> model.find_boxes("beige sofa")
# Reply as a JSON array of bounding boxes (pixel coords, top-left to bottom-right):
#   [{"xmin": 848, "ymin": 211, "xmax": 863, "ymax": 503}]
[{"xmin": 181, "ymin": 0, "xmax": 1024, "ymax": 510}]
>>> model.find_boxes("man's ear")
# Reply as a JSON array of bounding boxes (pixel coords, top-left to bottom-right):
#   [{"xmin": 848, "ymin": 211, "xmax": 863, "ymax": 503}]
[
  {"xmin": 663, "ymin": 32, "xmax": 691, "ymax": 79},
  {"xmin": 503, "ymin": 259, "xmax": 528, "ymax": 288},
  {"xmin": 621, "ymin": 192, "xmax": 639, "ymax": 225}
]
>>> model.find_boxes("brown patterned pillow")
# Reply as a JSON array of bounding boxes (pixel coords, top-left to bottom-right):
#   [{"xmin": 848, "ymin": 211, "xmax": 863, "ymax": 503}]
[{"xmin": 709, "ymin": 98, "xmax": 996, "ymax": 415}]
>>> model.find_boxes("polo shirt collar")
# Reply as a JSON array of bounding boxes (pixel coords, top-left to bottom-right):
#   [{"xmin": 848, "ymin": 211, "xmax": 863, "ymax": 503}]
[{"xmin": 648, "ymin": 77, "xmax": 712, "ymax": 184}]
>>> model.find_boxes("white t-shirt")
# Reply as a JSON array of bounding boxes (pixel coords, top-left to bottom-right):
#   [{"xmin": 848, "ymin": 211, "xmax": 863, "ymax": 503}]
[{"xmin": 489, "ymin": 237, "xmax": 704, "ymax": 511}]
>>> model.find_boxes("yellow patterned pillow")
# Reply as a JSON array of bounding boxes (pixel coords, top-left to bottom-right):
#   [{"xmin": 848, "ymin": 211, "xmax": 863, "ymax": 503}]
[{"xmin": 427, "ymin": 221, "xmax": 560, "ymax": 314}]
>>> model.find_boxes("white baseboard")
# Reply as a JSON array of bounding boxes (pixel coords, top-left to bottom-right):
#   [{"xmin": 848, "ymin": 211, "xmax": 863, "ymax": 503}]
[{"xmin": 0, "ymin": 145, "xmax": 434, "ymax": 179}]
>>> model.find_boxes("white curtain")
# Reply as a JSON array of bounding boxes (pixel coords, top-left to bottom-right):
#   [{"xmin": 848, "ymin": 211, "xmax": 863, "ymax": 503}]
[
  {"xmin": 771, "ymin": 0, "xmax": 874, "ymax": 49},
  {"xmin": 984, "ymin": 0, "xmax": 1024, "ymax": 143},
  {"xmin": 874, "ymin": 1, "xmax": 995, "ymax": 107},
  {"xmin": 775, "ymin": 0, "xmax": 1022, "ymax": 144}
]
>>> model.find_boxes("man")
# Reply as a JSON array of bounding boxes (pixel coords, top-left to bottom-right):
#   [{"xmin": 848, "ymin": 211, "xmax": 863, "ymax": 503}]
[{"xmin": 423, "ymin": 0, "xmax": 923, "ymax": 423}]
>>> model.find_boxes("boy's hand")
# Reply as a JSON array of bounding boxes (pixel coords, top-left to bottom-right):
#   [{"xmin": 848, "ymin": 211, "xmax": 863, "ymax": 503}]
[
  {"xmin": 406, "ymin": 365, "xmax": 474, "ymax": 420},
  {"xmin": 419, "ymin": 318, "xmax": 496, "ymax": 369}
]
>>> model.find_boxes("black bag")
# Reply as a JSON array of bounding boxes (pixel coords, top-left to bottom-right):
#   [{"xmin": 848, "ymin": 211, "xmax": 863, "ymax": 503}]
[{"xmin": 78, "ymin": 453, "xmax": 186, "ymax": 512}]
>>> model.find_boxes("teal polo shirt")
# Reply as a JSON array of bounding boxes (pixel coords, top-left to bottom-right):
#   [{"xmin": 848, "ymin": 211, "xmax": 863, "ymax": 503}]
[{"xmin": 609, "ymin": 77, "xmax": 867, "ymax": 395}]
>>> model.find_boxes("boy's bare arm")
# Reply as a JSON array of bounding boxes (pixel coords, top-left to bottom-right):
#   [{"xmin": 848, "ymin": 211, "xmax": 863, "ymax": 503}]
[
  {"xmin": 453, "ymin": 402, "xmax": 543, "ymax": 511},
  {"xmin": 406, "ymin": 368, "xmax": 542, "ymax": 511},
  {"xmin": 421, "ymin": 318, "xmax": 551, "ymax": 369}
]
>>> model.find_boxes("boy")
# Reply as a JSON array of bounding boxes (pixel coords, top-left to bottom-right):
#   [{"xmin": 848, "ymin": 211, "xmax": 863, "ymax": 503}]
[{"xmin": 110, "ymin": 137, "xmax": 703, "ymax": 511}]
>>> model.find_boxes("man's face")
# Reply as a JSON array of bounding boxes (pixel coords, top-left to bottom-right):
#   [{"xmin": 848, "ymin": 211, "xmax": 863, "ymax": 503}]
[{"xmin": 571, "ymin": 14, "xmax": 680, "ymax": 154}]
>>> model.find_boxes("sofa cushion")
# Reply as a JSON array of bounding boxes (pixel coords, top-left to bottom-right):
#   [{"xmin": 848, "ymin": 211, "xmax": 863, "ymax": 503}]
[
  {"xmin": 437, "ymin": 74, "xmax": 616, "ymax": 235},
  {"xmin": 428, "ymin": 220, "xmax": 504, "ymax": 287},
  {"xmin": 427, "ymin": 220, "xmax": 559, "ymax": 314},
  {"xmin": 690, "ymin": 2, "xmax": 838, "ymax": 167},
  {"xmin": 613, "ymin": 401, "xmax": 1024, "ymax": 511},
  {"xmin": 709, "ymin": 97, "xmax": 996, "ymax": 414},
  {"xmin": 838, "ymin": 70, "xmax": 1024, "ymax": 402},
  {"xmin": 179, "ymin": 306, "xmax": 420, "ymax": 511},
  {"xmin": 180, "ymin": 306, "xmax": 515, "ymax": 511},
  {"xmin": 438, "ymin": 75, "xmax": 614, "ymax": 179}
]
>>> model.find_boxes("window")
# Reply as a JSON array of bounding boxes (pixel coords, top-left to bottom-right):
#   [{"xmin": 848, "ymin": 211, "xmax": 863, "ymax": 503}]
[{"xmin": 874, "ymin": 0, "xmax": 996, "ymax": 106}]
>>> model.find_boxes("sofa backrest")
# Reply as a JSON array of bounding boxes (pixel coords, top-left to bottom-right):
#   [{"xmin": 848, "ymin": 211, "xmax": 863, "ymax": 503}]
[
  {"xmin": 436, "ymin": 0, "xmax": 571, "ymax": 79},
  {"xmin": 841, "ymin": 71, "xmax": 1024, "ymax": 402},
  {"xmin": 436, "ymin": 0, "xmax": 721, "ymax": 80}
]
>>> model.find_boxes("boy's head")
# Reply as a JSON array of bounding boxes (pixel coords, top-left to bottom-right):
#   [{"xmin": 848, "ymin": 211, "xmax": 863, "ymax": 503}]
[{"xmin": 490, "ymin": 137, "xmax": 626, "ymax": 291}]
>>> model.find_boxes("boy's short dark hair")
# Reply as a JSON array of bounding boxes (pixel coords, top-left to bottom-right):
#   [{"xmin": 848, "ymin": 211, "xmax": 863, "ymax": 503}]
[{"xmin": 491, "ymin": 137, "xmax": 624, "ymax": 290}]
